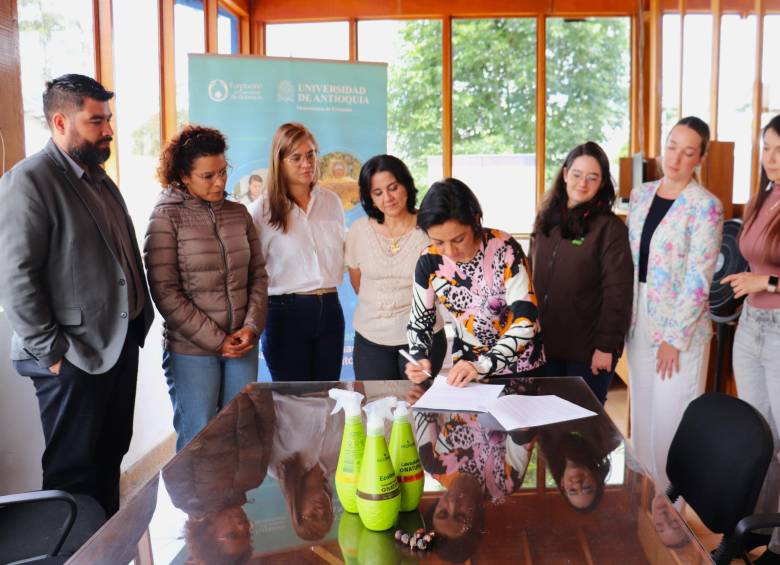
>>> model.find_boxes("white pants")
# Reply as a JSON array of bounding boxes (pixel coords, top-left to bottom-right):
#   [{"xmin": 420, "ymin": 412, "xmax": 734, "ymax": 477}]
[
  {"xmin": 627, "ymin": 284, "xmax": 709, "ymax": 493},
  {"xmin": 733, "ymin": 301, "xmax": 780, "ymax": 552}
]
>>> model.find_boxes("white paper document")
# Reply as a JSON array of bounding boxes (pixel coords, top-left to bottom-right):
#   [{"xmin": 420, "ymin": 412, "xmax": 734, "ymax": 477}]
[
  {"xmin": 412, "ymin": 377, "xmax": 597, "ymax": 430},
  {"xmin": 484, "ymin": 394, "xmax": 597, "ymax": 430},
  {"xmin": 411, "ymin": 376, "xmax": 505, "ymax": 412}
]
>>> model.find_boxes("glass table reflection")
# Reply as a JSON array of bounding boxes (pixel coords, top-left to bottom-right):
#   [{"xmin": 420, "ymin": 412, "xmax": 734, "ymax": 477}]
[{"xmin": 68, "ymin": 378, "xmax": 713, "ymax": 564}]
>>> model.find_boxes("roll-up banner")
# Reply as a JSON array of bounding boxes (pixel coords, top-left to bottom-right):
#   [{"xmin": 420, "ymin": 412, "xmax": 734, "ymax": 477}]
[{"xmin": 189, "ymin": 54, "xmax": 388, "ymax": 380}]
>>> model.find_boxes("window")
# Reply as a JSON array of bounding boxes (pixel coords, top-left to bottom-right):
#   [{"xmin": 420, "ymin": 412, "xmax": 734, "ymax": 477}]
[
  {"xmin": 662, "ymin": 14, "xmax": 682, "ymax": 140},
  {"xmin": 358, "ymin": 19, "xmax": 443, "ymax": 193},
  {"xmin": 266, "ymin": 22, "xmax": 349, "ymax": 60},
  {"xmin": 718, "ymin": 14, "xmax": 756, "ymax": 203},
  {"xmin": 113, "ymin": 0, "xmax": 162, "ymax": 230},
  {"xmin": 681, "ymin": 14, "xmax": 713, "ymax": 124},
  {"xmin": 452, "ymin": 18, "xmax": 537, "ymax": 234},
  {"xmin": 17, "ymin": 0, "xmax": 95, "ymax": 155},
  {"xmin": 174, "ymin": 0, "xmax": 206, "ymax": 128},
  {"xmin": 762, "ymin": 15, "xmax": 780, "ymax": 175},
  {"xmin": 546, "ymin": 18, "xmax": 631, "ymax": 190},
  {"xmin": 218, "ymin": 6, "xmax": 239, "ymax": 55}
]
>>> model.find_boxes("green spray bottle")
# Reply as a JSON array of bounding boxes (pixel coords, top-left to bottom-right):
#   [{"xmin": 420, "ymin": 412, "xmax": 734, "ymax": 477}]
[
  {"xmin": 329, "ymin": 388, "xmax": 366, "ymax": 514},
  {"xmin": 356, "ymin": 397, "xmax": 400, "ymax": 531},
  {"xmin": 388, "ymin": 401, "xmax": 424, "ymax": 512}
]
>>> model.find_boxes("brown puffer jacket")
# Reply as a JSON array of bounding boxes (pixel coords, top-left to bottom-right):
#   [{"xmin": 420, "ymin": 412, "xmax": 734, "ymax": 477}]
[{"xmin": 144, "ymin": 188, "xmax": 268, "ymax": 355}]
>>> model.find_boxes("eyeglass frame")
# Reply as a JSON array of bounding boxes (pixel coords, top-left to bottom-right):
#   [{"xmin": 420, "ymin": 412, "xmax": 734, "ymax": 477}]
[
  {"xmin": 189, "ymin": 165, "xmax": 232, "ymax": 184},
  {"xmin": 284, "ymin": 150, "xmax": 318, "ymax": 167}
]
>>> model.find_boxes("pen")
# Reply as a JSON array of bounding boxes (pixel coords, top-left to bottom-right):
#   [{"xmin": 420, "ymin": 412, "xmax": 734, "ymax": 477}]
[{"xmin": 399, "ymin": 349, "xmax": 432, "ymax": 378}]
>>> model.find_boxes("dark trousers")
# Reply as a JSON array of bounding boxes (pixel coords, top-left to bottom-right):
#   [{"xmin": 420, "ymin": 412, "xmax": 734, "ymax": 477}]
[
  {"xmin": 261, "ymin": 293, "xmax": 345, "ymax": 381},
  {"xmin": 542, "ymin": 356, "xmax": 617, "ymax": 405},
  {"xmin": 353, "ymin": 329, "xmax": 448, "ymax": 380},
  {"xmin": 13, "ymin": 317, "xmax": 143, "ymax": 516}
]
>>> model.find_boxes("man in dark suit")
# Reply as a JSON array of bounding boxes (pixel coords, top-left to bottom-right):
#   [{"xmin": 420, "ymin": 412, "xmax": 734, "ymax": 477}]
[{"xmin": 0, "ymin": 74, "xmax": 155, "ymax": 516}]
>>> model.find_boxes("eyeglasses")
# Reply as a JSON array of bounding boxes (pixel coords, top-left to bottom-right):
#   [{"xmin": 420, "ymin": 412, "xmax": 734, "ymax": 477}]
[
  {"xmin": 190, "ymin": 166, "xmax": 231, "ymax": 184},
  {"xmin": 284, "ymin": 150, "xmax": 317, "ymax": 167},
  {"xmin": 568, "ymin": 170, "xmax": 601, "ymax": 184}
]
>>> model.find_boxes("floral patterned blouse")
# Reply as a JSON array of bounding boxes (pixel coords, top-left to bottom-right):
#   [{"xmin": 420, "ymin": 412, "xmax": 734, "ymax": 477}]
[
  {"xmin": 407, "ymin": 228, "xmax": 544, "ymax": 376},
  {"xmin": 626, "ymin": 180, "xmax": 724, "ymax": 351}
]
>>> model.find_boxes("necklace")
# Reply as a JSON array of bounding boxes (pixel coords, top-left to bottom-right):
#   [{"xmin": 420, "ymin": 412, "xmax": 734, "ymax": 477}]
[
  {"xmin": 372, "ymin": 218, "xmax": 416, "ymax": 256},
  {"xmin": 770, "ymin": 200, "xmax": 780, "ymax": 212}
]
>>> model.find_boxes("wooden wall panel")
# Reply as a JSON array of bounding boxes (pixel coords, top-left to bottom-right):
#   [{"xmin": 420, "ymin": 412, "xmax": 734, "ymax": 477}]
[
  {"xmin": 0, "ymin": 0, "xmax": 25, "ymax": 175},
  {"xmin": 93, "ymin": 0, "xmax": 119, "ymax": 181},
  {"xmin": 659, "ymin": 0, "xmax": 779, "ymax": 9},
  {"xmin": 253, "ymin": 0, "xmax": 642, "ymax": 22}
]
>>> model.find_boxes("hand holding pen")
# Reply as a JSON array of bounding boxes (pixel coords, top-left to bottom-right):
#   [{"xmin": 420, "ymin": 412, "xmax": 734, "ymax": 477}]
[{"xmin": 400, "ymin": 349, "xmax": 432, "ymax": 384}]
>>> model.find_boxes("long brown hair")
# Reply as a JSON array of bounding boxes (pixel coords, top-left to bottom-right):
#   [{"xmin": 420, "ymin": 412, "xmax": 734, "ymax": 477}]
[
  {"xmin": 742, "ymin": 114, "xmax": 780, "ymax": 259},
  {"xmin": 265, "ymin": 122, "xmax": 319, "ymax": 232}
]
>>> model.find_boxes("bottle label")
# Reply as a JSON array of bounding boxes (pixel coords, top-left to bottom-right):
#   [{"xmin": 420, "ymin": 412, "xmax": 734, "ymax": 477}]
[{"xmin": 356, "ymin": 488, "xmax": 399, "ymax": 501}]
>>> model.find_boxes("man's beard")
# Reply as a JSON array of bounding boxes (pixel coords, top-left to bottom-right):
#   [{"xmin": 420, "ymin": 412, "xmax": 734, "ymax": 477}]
[{"xmin": 67, "ymin": 136, "xmax": 111, "ymax": 169}]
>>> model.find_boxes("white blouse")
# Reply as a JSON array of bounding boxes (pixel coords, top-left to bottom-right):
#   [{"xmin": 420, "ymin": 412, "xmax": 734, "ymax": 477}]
[{"xmin": 251, "ymin": 186, "xmax": 346, "ymax": 295}]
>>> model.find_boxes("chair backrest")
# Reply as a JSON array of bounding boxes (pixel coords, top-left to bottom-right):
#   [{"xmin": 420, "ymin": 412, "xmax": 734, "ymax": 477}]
[
  {"xmin": 666, "ymin": 392, "xmax": 773, "ymax": 534},
  {"xmin": 0, "ymin": 492, "xmax": 105, "ymax": 563}
]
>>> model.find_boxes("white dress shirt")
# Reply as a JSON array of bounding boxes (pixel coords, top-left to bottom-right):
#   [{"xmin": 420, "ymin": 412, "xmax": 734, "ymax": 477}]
[{"xmin": 251, "ymin": 185, "xmax": 346, "ymax": 295}]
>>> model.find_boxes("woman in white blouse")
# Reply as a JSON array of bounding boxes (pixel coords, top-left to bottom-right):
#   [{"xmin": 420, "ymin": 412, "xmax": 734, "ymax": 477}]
[
  {"xmin": 346, "ymin": 155, "xmax": 446, "ymax": 380},
  {"xmin": 251, "ymin": 123, "xmax": 346, "ymax": 381}
]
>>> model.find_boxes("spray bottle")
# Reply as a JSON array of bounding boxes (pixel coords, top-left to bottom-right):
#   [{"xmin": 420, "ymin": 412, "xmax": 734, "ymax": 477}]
[
  {"xmin": 388, "ymin": 401, "xmax": 424, "ymax": 512},
  {"xmin": 356, "ymin": 397, "xmax": 400, "ymax": 531},
  {"xmin": 329, "ymin": 388, "xmax": 366, "ymax": 514}
]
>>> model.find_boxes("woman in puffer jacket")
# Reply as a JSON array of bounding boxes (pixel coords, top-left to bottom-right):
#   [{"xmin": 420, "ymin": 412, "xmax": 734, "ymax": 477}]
[{"xmin": 144, "ymin": 125, "xmax": 268, "ymax": 451}]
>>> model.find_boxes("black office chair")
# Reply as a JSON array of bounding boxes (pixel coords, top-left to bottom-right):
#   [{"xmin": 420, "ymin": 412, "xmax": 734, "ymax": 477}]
[
  {"xmin": 666, "ymin": 392, "xmax": 780, "ymax": 565},
  {"xmin": 0, "ymin": 490, "xmax": 106, "ymax": 564}
]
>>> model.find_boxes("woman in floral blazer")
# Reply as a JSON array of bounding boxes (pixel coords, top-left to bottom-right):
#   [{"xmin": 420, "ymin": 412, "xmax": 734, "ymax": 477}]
[{"xmin": 626, "ymin": 116, "xmax": 723, "ymax": 490}]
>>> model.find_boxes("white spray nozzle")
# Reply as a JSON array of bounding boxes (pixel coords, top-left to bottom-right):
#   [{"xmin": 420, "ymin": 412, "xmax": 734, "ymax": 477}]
[
  {"xmin": 329, "ymin": 388, "xmax": 365, "ymax": 418},
  {"xmin": 363, "ymin": 396, "xmax": 397, "ymax": 434},
  {"xmin": 393, "ymin": 401, "xmax": 410, "ymax": 420}
]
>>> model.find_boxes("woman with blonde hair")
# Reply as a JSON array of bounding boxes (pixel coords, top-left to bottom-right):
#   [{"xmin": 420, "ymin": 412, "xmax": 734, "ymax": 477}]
[
  {"xmin": 626, "ymin": 116, "xmax": 723, "ymax": 490},
  {"xmin": 251, "ymin": 123, "xmax": 346, "ymax": 381}
]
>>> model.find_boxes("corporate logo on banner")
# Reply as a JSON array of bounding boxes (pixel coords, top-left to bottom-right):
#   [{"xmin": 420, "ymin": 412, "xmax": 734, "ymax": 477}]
[{"xmin": 208, "ymin": 78, "xmax": 264, "ymax": 102}]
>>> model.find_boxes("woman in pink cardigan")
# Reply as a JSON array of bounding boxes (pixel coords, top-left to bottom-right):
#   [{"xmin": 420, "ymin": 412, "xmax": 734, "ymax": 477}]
[{"xmin": 626, "ymin": 116, "xmax": 723, "ymax": 490}]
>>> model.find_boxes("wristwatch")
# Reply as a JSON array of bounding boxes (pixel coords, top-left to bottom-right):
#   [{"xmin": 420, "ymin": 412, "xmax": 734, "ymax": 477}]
[{"xmin": 769, "ymin": 275, "xmax": 779, "ymax": 294}]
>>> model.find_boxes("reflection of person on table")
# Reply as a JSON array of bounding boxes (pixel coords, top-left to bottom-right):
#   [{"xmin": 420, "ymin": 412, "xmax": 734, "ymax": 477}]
[
  {"xmin": 651, "ymin": 494, "xmax": 690, "ymax": 549},
  {"xmin": 507, "ymin": 378, "xmax": 622, "ymax": 512},
  {"xmin": 412, "ymin": 406, "xmax": 533, "ymax": 503},
  {"xmin": 163, "ymin": 385, "xmax": 276, "ymax": 565},
  {"xmin": 424, "ymin": 473, "xmax": 485, "ymax": 563},
  {"xmin": 406, "ymin": 178, "xmax": 544, "ymax": 387},
  {"xmin": 267, "ymin": 389, "xmax": 343, "ymax": 541}
]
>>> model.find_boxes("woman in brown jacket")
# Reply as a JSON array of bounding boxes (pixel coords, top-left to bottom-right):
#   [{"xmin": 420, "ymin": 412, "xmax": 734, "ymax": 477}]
[
  {"xmin": 144, "ymin": 125, "xmax": 268, "ymax": 451},
  {"xmin": 531, "ymin": 141, "xmax": 633, "ymax": 404}
]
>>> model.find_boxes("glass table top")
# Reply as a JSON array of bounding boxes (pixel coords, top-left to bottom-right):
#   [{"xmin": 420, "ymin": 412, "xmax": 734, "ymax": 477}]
[{"xmin": 69, "ymin": 377, "xmax": 713, "ymax": 564}]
